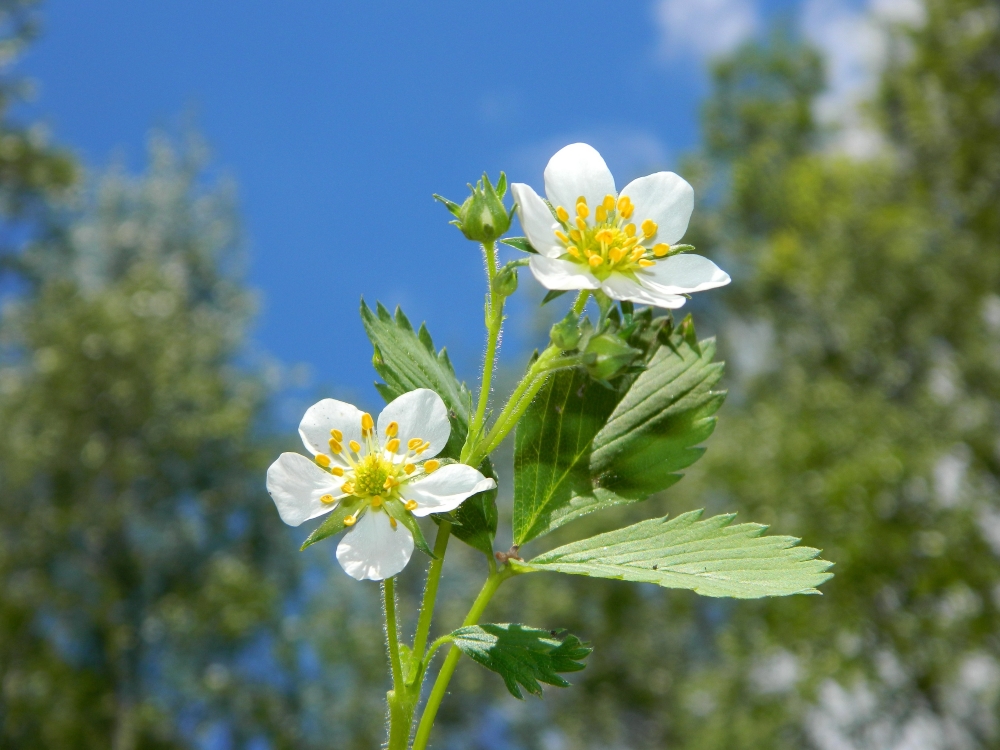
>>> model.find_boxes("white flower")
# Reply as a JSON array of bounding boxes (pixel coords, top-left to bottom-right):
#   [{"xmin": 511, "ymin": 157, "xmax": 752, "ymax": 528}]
[
  {"xmin": 511, "ymin": 143, "xmax": 730, "ymax": 309},
  {"xmin": 266, "ymin": 388, "xmax": 495, "ymax": 581}
]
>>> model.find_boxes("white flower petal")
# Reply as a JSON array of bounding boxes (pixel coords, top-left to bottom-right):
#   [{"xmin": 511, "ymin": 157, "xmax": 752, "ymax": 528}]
[
  {"xmin": 543, "ymin": 143, "xmax": 616, "ymax": 216},
  {"xmin": 511, "ymin": 183, "xmax": 562, "ymax": 259},
  {"xmin": 299, "ymin": 398, "xmax": 365, "ymax": 465},
  {"xmin": 266, "ymin": 452, "xmax": 344, "ymax": 526},
  {"xmin": 377, "ymin": 388, "xmax": 450, "ymax": 461},
  {"xmin": 401, "ymin": 464, "xmax": 497, "ymax": 517},
  {"xmin": 639, "ymin": 254, "xmax": 731, "ymax": 294},
  {"xmin": 619, "ymin": 172, "xmax": 694, "ymax": 245},
  {"xmin": 336, "ymin": 510, "xmax": 414, "ymax": 581},
  {"xmin": 529, "ymin": 256, "xmax": 601, "ymax": 291},
  {"xmin": 600, "ymin": 274, "xmax": 688, "ymax": 309}
]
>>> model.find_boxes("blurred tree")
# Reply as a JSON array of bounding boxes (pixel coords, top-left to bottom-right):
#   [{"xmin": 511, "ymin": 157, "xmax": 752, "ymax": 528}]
[{"xmin": 426, "ymin": 1, "xmax": 1000, "ymax": 748}]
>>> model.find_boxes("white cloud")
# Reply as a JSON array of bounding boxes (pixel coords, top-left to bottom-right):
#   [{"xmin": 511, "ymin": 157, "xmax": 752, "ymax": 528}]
[
  {"xmin": 801, "ymin": 0, "xmax": 925, "ymax": 157},
  {"xmin": 654, "ymin": 0, "xmax": 759, "ymax": 60}
]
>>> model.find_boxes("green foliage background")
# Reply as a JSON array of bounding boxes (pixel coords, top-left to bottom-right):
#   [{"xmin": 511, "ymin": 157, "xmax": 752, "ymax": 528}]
[{"xmin": 0, "ymin": 0, "xmax": 998, "ymax": 748}]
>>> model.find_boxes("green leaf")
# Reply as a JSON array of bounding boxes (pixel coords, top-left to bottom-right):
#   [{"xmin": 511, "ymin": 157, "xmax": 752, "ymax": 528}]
[
  {"xmin": 499, "ymin": 236, "xmax": 538, "ymax": 254},
  {"xmin": 519, "ymin": 510, "xmax": 834, "ymax": 598},
  {"xmin": 300, "ymin": 497, "xmax": 365, "ymax": 551},
  {"xmin": 541, "ymin": 289, "xmax": 568, "ymax": 305},
  {"xmin": 448, "ymin": 623, "xmax": 591, "ymax": 699},
  {"xmin": 512, "ymin": 327, "xmax": 724, "ymax": 546},
  {"xmin": 361, "ymin": 299, "xmax": 498, "ymax": 557}
]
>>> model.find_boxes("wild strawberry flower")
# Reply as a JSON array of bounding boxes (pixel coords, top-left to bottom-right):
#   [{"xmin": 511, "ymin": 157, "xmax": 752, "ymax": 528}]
[
  {"xmin": 511, "ymin": 143, "xmax": 730, "ymax": 309},
  {"xmin": 266, "ymin": 388, "xmax": 495, "ymax": 581}
]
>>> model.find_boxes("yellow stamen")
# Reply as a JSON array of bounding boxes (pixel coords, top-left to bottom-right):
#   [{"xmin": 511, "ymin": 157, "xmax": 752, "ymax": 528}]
[
  {"xmin": 575, "ymin": 217, "xmax": 587, "ymax": 231},
  {"xmin": 349, "ymin": 440, "xmax": 361, "ymax": 453},
  {"xmin": 621, "ymin": 203, "xmax": 634, "ymax": 219},
  {"xmin": 371, "ymin": 495, "xmax": 382, "ymax": 508},
  {"xmin": 389, "ymin": 516, "xmax": 397, "ymax": 529},
  {"xmin": 569, "ymin": 229, "xmax": 582, "ymax": 242},
  {"xmin": 385, "ymin": 421, "xmax": 398, "ymax": 438},
  {"xmin": 556, "ymin": 206, "xmax": 569, "ymax": 222},
  {"xmin": 341, "ymin": 481, "xmax": 354, "ymax": 494},
  {"xmin": 331, "ymin": 466, "xmax": 345, "ymax": 477},
  {"xmin": 361, "ymin": 412, "xmax": 374, "ymax": 432},
  {"xmin": 385, "ymin": 438, "xmax": 400, "ymax": 453},
  {"xmin": 555, "ymin": 230, "xmax": 569, "ymax": 243},
  {"xmin": 653, "ymin": 243, "xmax": 670, "ymax": 257},
  {"xmin": 567, "ymin": 246, "xmax": 580, "ymax": 258},
  {"xmin": 315, "ymin": 454, "xmax": 331, "ymax": 468},
  {"xmin": 423, "ymin": 459, "xmax": 440, "ymax": 473},
  {"xmin": 594, "ymin": 229, "xmax": 614, "ymax": 244},
  {"xmin": 405, "ymin": 500, "xmax": 418, "ymax": 511},
  {"xmin": 603, "ymin": 194, "xmax": 616, "ymax": 211},
  {"xmin": 329, "ymin": 439, "xmax": 342, "ymax": 454},
  {"xmin": 403, "ymin": 463, "xmax": 415, "ymax": 475},
  {"xmin": 630, "ymin": 248, "xmax": 645, "ymax": 262},
  {"xmin": 383, "ymin": 476, "xmax": 398, "ymax": 489},
  {"xmin": 407, "ymin": 437, "xmax": 423, "ymax": 451},
  {"xmin": 638, "ymin": 259, "xmax": 655, "ymax": 267},
  {"xmin": 609, "ymin": 247, "xmax": 625, "ymax": 263},
  {"xmin": 624, "ymin": 223, "xmax": 636, "ymax": 237},
  {"xmin": 576, "ymin": 195, "xmax": 587, "ymax": 206},
  {"xmin": 589, "ymin": 255, "xmax": 603, "ymax": 267},
  {"xmin": 595, "ymin": 205, "xmax": 607, "ymax": 223},
  {"xmin": 417, "ymin": 441, "xmax": 431, "ymax": 454},
  {"xmin": 617, "ymin": 195, "xmax": 630, "ymax": 212},
  {"xmin": 641, "ymin": 219, "xmax": 658, "ymax": 238},
  {"xmin": 343, "ymin": 514, "xmax": 357, "ymax": 527},
  {"xmin": 320, "ymin": 494, "xmax": 335, "ymax": 504},
  {"xmin": 576, "ymin": 202, "xmax": 589, "ymax": 219},
  {"xmin": 330, "ymin": 428, "xmax": 343, "ymax": 441},
  {"xmin": 623, "ymin": 236, "xmax": 639, "ymax": 249}
]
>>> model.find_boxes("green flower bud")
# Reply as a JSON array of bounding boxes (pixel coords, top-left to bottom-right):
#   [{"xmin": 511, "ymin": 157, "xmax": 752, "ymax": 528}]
[
  {"xmin": 549, "ymin": 312, "xmax": 582, "ymax": 350},
  {"xmin": 434, "ymin": 172, "xmax": 511, "ymax": 243},
  {"xmin": 495, "ymin": 264, "xmax": 519, "ymax": 298},
  {"xmin": 583, "ymin": 333, "xmax": 641, "ymax": 381}
]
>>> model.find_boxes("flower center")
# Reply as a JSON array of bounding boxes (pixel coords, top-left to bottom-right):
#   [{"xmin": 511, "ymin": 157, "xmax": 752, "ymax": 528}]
[
  {"xmin": 352, "ymin": 452, "xmax": 396, "ymax": 497},
  {"xmin": 552, "ymin": 194, "xmax": 670, "ymax": 281}
]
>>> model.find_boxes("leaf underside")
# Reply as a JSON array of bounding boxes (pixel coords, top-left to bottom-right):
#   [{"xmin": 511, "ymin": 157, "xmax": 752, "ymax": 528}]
[
  {"xmin": 360, "ymin": 299, "xmax": 497, "ymax": 556},
  {"xmin": 513, "ymin": 322, "xmax": 724, "ymax": 546},
  {"xmin": 521, "ymin": 510, "xmax": 834, "ymax": 599},
  {"xmin": 449, "ymin": 623, "xmax": 591, "ymax": 699}
]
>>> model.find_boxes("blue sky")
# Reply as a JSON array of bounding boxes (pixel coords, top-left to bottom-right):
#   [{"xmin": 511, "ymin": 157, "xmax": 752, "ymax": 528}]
[{"xmin": 19, "ymin": 0, "xmax": 891, "ymax": 414}]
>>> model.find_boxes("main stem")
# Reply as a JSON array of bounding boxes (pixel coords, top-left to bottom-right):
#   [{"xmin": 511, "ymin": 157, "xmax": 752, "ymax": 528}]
[
  {"xmin": 384, "ymin": 578, "xmax": 412, "ymax": 750},
  {"xmin": 412, "ymin": 521, "xmax": 452, "ymax": 665},
  {"xmin": 411, "ymin": 568, "xmax": 513, "ymax": 750}
]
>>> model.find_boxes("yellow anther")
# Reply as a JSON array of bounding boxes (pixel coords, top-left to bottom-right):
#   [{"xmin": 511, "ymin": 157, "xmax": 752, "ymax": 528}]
[
  {"xmin": 595, "ymin": 229, "xmax": 614, "ymax": 244},
  {"xmin": 609, "ymin": 247, "xmax": 625, "ymax": 263},
  {"xmin": 315, "ymin": 454, "xmax": 331, "ymax": 468},
  {"xmin": 595, "ymin": 205, "xmax": 607, "ymax": 223},
  {"xmin": 404, "ymin": 463, "xmax": 415, "ymax": 475},
  {"xmin": 423, "ymin": 460, "xmax": 440, "ymax": 473},
  {"xmin": 623, "ymin": 236, "xmax": 639, "ymax": 249},
  {"xmin": 641, "ymin": 219, "xmax": 657, "ymax": 238},
  {"xmin": 653, "ymin": 243, "xmax": 670, "ymax": 257},
  {"xmin": 576, "ymin": 195, "xmax": 587, "ymax": 206},
  {"xmin": 407, "ymin": 437, "xmax": 423, "ymax": 451},
  {"xmin": 343, "ymin": 514, "xmax": 357, "ymax": 527},
  {"xmin": 556, "ymin": 206, "xmax": 569, "ymax": 222},
  {"xmin": 583, "ymin": 247, "xmax": 593, "ymax": 257},
  {"xmin": 621, "ymin": 202, "xmax": 634, "ymax": 219},
  {"xmin": 385, "ymin": 438, "xmax": 400, "ymax": 453},
  {"xmin": 389, "ymin": 516, "xmax": 397, "ymax": 529},
  {"xmin": 361, "ymin": 413, "xmax": 374, "ymax": 432},
  {"xmin": 603, "ymin": 194, "xmax": 616, "ymax": 211},
  {"xmin": 371, "ymin": 495, "xmax": 382, "ymax": 508},
  {"xmin": 630, "ymin": 248, "xmax": 645, "ymax": 262},
  {"xmin": 567, "ymin": 246, "xmax": 580, "ymax": 258},
  {"xmin": 385, "ymin": 421, "xmax": 398, "ymax": 438},
  {"xmin": 330, "ymin": 428, "xmax": 343, "ymax": 441},
  {"xmin": 341, "ymin": 481, "xmax": 355, "ymax": 495},
  {"xmin": 405, "ymin": 499, "xmax": 418, "ymax": 511},
  {"xmin": 576, "ymin": 202, "xmax": 589, "ymax": 219},
  {"xmin": 349, "ymin": 440, "xmax": 362, "ymax": 453},
  {"xmin": 575, "ymin": 217, "xmax": 587, "ymax": 231},
  {"xmin": 624, "ymin": 223, "xmax": 636, "ymax": 237},
  {"xmin": 329, "ymin": 439, "xmax": 342, "ymax": 454},
  {"xmin": 331, "ymin": 466, "xmax": 345, "ymax": 477},
  {"xmin": 589, "ymin": 255, "xmax": 604, "ymax": 267},
  {"xmin": 417, "ymin": 441, "xmax": 431, "ymax": 454},
  {"xmin": 569, "ymin": 229, "xmax": 582, "ymax": 242},
  {"xmin": 320, "ymin": 494, "xmax": 335, "ymax": 505},
  {"xmin": 555, "ymin": 230, "xmax": 569, "ymax": 243},
  {"xmin": 383, "ymin": 476, "xmax": 398, "ymax": 489},
  {"xmin": 638, "ymin": 259, "xmax": 655, "ymax": 267}
]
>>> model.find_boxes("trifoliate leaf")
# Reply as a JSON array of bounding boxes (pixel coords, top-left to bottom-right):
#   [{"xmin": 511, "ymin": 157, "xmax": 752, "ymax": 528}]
[
  {"xmin": 361, "ymin": 300, "xmax": 497, "ymax": 557},
  {"xmin": 518, "ymin": 510, "xmax": 834, "ymax": 598},
  {"xmin": 448, "ymin": 623, "xmax": 591, "ymax": 699},
  {"xmin": 512, "ymin": 325, "xmax": 723, "ymax": 546}
]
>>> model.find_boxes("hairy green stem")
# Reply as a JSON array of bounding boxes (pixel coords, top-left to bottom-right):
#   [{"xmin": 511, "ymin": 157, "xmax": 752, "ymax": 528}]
[
  {"xmin": 411, "ymin": 567, "xmax": 514, "ymax": 750},
  {"xmin": 384, "ymin": 578, "xmax": 413, "ymax": 750},
  {"xmin": 411, "ymin": 521, "xmax": 452, "ymax": 669},
  {"xmin": 571, "ymin": 290, "xmax": 590, "ymax": 317},
  {"xmin": 465, "ymin": 240, "xmax": 503, "ymax": 459}
]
